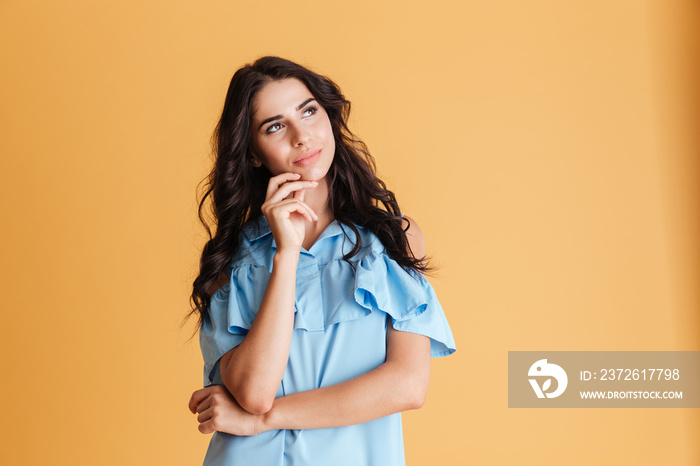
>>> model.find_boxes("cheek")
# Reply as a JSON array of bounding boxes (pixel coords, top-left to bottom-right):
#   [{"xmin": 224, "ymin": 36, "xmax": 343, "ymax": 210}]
[
  {"xmin": 326, "ymin": 131, "xmax": 336, "ymax": 152},
  {"xmin": 320, "ymin": 118, "xmax": 334, "ymax": 144},
  {"xmin": 255, "ymin": 138, "xmax": 284, "ymax": 162}
]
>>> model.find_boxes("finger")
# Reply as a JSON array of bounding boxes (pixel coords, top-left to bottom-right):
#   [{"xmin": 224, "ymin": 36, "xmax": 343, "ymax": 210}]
[
  {"xmin": 198, "ymin": 419, "xmax": 215, "ymax": 435},
  {"xmin": 268, "ymin": 180, "xmax": 318, "ymax": 203},
  {"xmin": 195, "ymin": 396, "xmax": 212, "ymax": 414},
  {"xmin": 189, "ymin": 388, "xmax": 212, "ymax": 414},
  {"xmin": 197, "ymin": 406, "xmax": 213, "ymax": 423},
  {"xmin": 271, "ymin": 200, "xmax": 315, "ymax": 223},
  {"xmin": 270, "ymin": 199, "xmax": 318, "ymax": 222},
  {"xmin": 188, "ymin": 385, "xmax": 224, "ymax": 413},
  {"xmin": 266, "ymin": 172, "xmax": 301, "ymax": 199},
  {"xmin": 293, "ymin": 187, "xmax": 305, "ymax": 202}
]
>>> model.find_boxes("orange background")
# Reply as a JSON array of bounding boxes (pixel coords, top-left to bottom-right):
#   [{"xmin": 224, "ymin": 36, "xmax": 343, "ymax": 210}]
[{"xmin": 1, "ymin": 1, "xmax": 698, "ymax": 464}]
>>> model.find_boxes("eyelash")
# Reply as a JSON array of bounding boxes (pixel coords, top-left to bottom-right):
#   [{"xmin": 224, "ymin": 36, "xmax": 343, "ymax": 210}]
[
  {"xmin": 265, "ymin": 105, "xmax": 318, "ymax": 134},
  {"xmin": 303, "ymin": 105, "xmax": 318, "ymax": 117}
]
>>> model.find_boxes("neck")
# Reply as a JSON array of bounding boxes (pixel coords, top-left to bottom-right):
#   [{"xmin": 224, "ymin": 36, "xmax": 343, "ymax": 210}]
[{"xmin": 288, "ymin": 175, "xmax": 334, "ymax": 251}]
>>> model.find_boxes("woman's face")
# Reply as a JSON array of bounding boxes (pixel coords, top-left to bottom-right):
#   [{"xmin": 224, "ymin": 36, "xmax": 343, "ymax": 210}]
[{"xmin": 250, "ymin": 78, "xmax": 335, "ymax": 181}]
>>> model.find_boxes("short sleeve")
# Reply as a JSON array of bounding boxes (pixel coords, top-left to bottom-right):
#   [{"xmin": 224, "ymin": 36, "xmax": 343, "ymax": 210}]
[
  {"xmin": 353, "ymin": 251, "xmax": 456, "ymax": 358},
  {"xmin": 199, "ymin": 263, "xmax": 271, "ymax": 385}
]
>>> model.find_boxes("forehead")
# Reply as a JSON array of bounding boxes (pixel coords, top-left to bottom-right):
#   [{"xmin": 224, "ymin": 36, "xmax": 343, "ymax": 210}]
[{"xmin": 251, "ymin": 78, "xmax": 314, "ymax": 121}]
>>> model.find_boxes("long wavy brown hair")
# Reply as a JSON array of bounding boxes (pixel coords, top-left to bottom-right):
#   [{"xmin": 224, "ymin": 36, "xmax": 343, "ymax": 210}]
[{"xmin": 187, "ymin": 56, "xmax": 432, "ymax": 329}]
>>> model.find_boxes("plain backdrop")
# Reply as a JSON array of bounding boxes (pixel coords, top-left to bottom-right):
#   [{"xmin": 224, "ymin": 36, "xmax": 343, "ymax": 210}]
[{"xmin": 1, "ymin": 1, "xmax": 698, "ymax": 464}]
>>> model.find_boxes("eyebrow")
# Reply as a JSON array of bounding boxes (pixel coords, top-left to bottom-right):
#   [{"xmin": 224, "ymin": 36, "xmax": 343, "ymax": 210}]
[{"xmin": 257, "ymin": 98, "xmax": 316, "ymax": 131}]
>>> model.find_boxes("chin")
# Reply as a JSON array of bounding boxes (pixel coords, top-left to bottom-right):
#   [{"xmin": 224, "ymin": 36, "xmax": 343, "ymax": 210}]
[
  {"xmin": 300, "ymin": 172, "xmax": 325, "ymax": 182},
  {"xmin": 300, "ymin": 164, "xmax": 332, "ymax": 182}
]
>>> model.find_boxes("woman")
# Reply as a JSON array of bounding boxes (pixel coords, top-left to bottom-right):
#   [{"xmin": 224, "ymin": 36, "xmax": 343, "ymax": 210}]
[{"xmin": 187, "ymin": 56, "xmax": 456, "ymax": 465}]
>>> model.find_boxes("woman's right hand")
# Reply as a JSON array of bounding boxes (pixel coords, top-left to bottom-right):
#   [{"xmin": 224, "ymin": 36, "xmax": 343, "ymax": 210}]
[
  {"xmin": 260, "ymin": 172, "xmax": 318, "ymax": 253},
  {"xmin": 189, "ymin": 384, "xmax": 263, "ymax": 436}
]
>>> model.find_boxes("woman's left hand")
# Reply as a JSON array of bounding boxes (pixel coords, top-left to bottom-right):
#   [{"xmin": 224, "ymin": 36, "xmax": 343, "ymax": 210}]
[{"xmin": 188, "ymin": 385, "xmax": 262, "ymax": 436}]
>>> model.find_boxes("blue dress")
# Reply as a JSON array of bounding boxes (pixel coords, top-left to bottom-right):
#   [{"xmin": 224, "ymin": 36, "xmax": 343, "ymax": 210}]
[{"xmin": 199, "ymin": 215, "xmax": 456, "ymax": 465}]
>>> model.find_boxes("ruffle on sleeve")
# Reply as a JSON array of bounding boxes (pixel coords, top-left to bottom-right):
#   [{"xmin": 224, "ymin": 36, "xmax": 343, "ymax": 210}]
[
  {"xmin": 352, "ymin": 249, "xmax": 456, "ymax": 358},
  {"xmin": 199, "ymin": 263, "xmax": 271, "ymax": 385}
]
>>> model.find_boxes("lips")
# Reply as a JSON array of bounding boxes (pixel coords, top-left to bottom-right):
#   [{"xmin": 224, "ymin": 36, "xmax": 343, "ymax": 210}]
[{"xmin": 293, "ymin": 149, "xmax": 321, "ymax": 166}]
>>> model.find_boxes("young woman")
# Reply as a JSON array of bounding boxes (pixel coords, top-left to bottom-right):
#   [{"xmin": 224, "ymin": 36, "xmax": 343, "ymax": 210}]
[{"xmin": 187, "ymin": 56, "xmax": 456, "ymax": 465}]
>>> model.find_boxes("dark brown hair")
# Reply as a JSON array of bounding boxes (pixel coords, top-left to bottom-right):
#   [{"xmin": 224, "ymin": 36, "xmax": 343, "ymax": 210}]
[{"xmin": 187, "ymin": 56, "xmax": 431, "ymax": 328}]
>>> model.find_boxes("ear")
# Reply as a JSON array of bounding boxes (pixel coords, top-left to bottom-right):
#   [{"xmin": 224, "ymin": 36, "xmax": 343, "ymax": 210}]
[{"xmin": 250, "ymin": 152, "xmax": 262, "ymax": 168}]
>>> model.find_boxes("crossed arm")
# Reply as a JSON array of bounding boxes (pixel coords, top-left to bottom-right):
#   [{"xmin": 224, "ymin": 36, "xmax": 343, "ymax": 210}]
[
  {"xmin": 189, "ymin": 216, "xmax": 431, "ymax": 435},
  {"xmin": 189, "ymin": 322, "xmax": 430, "ymax": 435}
]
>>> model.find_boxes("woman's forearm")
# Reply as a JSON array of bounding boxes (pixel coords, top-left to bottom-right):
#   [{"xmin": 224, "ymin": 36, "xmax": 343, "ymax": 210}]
[
  {"xmin": 259, "ymin": 363, "xmax": 423, "ymax": 432},
  {"xmin": 257, "ymin": 329, "xmax": 431, "ymax": 432},
  {"xmin": 221, "ymin": 250, "xmax": 299, "ymax": 414}
]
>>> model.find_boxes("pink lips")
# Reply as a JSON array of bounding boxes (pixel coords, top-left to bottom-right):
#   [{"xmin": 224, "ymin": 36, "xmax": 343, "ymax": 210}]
[{"xmin": 293, "ymin": 149, "xmax": 321, "ymax": 167}]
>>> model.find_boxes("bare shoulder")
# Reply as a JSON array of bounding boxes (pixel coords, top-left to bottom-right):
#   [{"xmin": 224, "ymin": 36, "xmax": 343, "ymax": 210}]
[{"xmin": 402, "ymin": 214, "xmax": 426, "ymax": 258}]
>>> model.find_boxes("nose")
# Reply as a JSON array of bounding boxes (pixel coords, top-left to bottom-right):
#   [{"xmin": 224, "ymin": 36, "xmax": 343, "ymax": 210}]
[{"xmin": 290, "ymin": 122, "xmax": 311, "ymax": 146}]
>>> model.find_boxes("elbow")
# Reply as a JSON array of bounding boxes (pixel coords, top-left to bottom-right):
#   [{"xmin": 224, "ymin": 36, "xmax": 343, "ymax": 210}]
[
  {"xmin": 222, "ymin": 374, "xmax": 275, "ymax": 415},
  {"xmin": 236, "ymin": 392, "xmax": 274, "ymax": 415},
  {"xmin": 219, "ymin": 361, "xmax": 275, "ymax": 414},
  {"xmin": 406, "ymin": 384, "xmax": 428, "ymax": 410},
  {"xmin": 400, "ymin": 371, "xmax": 429, "ymax": 410},
  {"xmin": 386, "ymin": 356, "xmax": 430, "ymax": 411},
  {"xmin": 411, "ymin": 392, "xmax": 427, "ymax": 410}
]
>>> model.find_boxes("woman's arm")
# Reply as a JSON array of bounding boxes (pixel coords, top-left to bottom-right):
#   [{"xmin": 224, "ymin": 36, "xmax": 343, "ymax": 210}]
[
  {"xmin": 217, "ymin": 251, "xmax": 298, "ymax": 415},
  {"xmin": 190, "ymin": 325, "xmax": 430, "ymax": 435},
  {"xmin": 216, "ymin": 173, "xmax": 319, "ymax": 415}
]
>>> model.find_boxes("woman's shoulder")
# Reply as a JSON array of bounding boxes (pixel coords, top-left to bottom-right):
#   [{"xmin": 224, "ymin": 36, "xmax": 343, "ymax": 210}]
[{"xmin": 401, "ymin": 214, "xmax": 425, "ymax": 259}]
